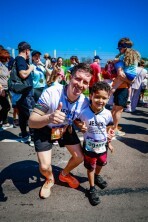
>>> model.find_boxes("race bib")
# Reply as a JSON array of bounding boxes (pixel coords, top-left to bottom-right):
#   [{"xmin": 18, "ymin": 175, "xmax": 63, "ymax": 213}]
[
  {"xmin": 51, "ymin": 126, "xmax": 67, "ymax": 140},
  {"xmin": 85, "ymin": 138, "xmax": 107, "ymax": 154}
]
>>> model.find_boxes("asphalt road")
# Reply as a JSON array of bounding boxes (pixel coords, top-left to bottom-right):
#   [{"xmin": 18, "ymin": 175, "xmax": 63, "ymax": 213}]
[{"xmin": 0, "ymin": 106, "xmax": 148, "ymax": 222}]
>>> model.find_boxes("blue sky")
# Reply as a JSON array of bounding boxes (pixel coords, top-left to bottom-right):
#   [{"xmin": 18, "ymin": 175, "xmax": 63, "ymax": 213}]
[{"xmin": 1, "ymin": 0, "xmax": 148, "ymax": 64}]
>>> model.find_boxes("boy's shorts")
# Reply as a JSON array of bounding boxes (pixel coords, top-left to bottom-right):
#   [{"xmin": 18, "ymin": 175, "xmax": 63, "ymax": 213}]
[
  {"xmin": 34, "ymin": 125, "xmax": 80, "ymax": 152},
  {"xmin": 82, "ymin": 143, "xmax": 108, "ymax": 171}
]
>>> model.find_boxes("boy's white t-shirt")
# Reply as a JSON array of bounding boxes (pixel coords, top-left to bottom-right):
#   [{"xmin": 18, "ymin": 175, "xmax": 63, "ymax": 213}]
[
  {"xmin": 35, "ymin": 84, "xmax": 89, "ymax": 128},
  {"xmin": 78, "ymin": 106, "xmax": 113, "ymax": 154}
]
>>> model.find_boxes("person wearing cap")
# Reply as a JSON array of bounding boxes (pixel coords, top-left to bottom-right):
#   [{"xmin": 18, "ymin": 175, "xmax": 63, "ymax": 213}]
[
  {"xmin": 48, "ymin": 58, "xmax": 57, "ymax": 73},
  {"xmin": 111, "ymin": 38, "xmax": 140, "ymax": 95},
  {"xmin": 15, "ymin": 41, "xmax": 35, "ymax": 146},
  {"xmin": 31, "ymin": 50, "xmax": 51, "ymax": 102},
  {"xmin": 111, "ymin": 37, "xmax": 140, "ymax": 137},
  {"xmin": 44, "ymin": 53, "xmax": 51, "ymax": 69},
  {"xmin": 89, "ymin": 55, "xmax": 102, "ymax": 93}
]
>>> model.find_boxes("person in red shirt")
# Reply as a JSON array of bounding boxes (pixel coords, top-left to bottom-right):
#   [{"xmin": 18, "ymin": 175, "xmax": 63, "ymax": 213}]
[{"xmin": 89, "ymin": 55, "xmax": 102, "ymax": 93}]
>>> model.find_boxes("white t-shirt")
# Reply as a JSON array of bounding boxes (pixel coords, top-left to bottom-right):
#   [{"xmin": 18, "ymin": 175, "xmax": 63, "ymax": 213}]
[
  {"xmin": 78, "ymin": 106, "xmax": 113, "ymax": 154},
  {"xmin": 35, "ymin": 84, "xmax": 89, "ymax": 128},
  {"xmin": 132, "ymin": 67, "xmax": 148, "ymax": 89}
]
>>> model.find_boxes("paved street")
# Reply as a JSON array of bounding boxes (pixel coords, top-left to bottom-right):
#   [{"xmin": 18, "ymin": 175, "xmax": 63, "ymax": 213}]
[{"xmin": 0, "ymin": 106, "xmax": 148, "ymax": 222}]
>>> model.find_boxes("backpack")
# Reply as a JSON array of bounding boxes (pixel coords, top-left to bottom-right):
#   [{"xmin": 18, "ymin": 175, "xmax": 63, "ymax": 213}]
[
  {"xmin": 102, "ymin": 61, "xmax": 117, "ymax": 80},
  {"xmin": 8, "ymin": 61, "xmax": 32, "ymax": 94}
]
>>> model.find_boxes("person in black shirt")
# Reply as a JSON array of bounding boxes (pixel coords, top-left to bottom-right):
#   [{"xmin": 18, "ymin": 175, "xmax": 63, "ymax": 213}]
[{"xmin": 15, "ymin": 41, "xmax": 35, "ymax": 146}]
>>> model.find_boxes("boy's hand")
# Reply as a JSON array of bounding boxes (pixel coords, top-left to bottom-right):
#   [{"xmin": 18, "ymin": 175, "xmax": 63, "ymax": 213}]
[
  {"xmin": 74, "ymin": 120, "xmax": 87, "ymax": 133},
  {"xmin": 107, "ymin": 127, "xmax": 115, "ymax": 142}
]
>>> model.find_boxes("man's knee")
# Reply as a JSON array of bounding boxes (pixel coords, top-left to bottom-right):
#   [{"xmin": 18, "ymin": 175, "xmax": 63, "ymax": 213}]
[{"xmin": 39, "ymin": 163, "xmax": 52, "ymax": 172}]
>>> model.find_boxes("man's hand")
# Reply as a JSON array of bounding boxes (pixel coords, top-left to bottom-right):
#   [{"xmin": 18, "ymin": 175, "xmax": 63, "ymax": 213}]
[{"xmin": 48, "ymin": 102, "xmax": 66, "ymax": 124}]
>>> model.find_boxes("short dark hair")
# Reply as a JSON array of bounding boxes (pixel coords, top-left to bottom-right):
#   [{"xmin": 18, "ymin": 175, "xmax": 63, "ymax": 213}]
[
  {"xmin": 0, "ymin": 49, "xmax": 10, "ymax": 63},
  {"xmin": 71, "ymin": 63, "xmax": 93, "ymax": 76},
  {"xmin": 138, "ymin": 59, "xmax": 145, "ymax": 67},
  {"xmin": 91, "ymin": 81, "xmax": 111, "ymax": 94}
]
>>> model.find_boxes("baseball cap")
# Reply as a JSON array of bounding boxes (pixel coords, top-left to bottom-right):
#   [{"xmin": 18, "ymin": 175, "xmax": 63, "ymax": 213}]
[
  {"xmin": 51, "ymin": 58, "xmax": 57, "ymax": 63},
  {"xmin": 94, "ymin": 55, "xmax": 101, "ymax": 60},
  {"xmin": 31, "ymin": 50, "xmax": 41, "ymax": 57},
  {"xmin": 17, "ymin": 41, "xmax": 33, "ymax": 51}
]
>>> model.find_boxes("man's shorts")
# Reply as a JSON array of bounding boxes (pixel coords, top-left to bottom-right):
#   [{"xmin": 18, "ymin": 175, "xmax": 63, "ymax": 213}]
[
  {"xmin": 34, "ymin": 125, "xmax": 80, "ymax": 152},
  {"xmin": 82, "ymin": 143, "xmax": 108, "ymax": 171},
  {"xmin": 113, "ymin": 88, "xmax": 128, "ymax": 108}
]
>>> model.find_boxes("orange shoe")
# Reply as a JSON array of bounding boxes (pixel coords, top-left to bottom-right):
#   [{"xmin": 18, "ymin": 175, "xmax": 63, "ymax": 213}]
[
  {"xmin": 39, "ymin": 179, "xmax": 54, "ymax": 199},
  {"xmin": 59, "ymin": 172, "xmax": 80, "ymax": 189}
]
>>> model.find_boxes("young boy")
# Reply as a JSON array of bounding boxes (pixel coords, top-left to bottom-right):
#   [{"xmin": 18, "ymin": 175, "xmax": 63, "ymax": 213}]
[{"xmin": 75, "ymin": 81, "xmax": 114, "ymax": 206}]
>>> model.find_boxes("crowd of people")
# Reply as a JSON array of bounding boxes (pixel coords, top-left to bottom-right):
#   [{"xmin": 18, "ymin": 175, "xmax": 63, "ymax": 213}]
[{"xmin": 0, "ymin": 37, "xmax": 148, "ymax": 206}]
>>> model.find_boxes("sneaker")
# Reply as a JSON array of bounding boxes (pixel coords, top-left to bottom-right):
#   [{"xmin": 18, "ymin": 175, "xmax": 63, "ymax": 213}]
[
  {"xmin": 39, "ymin": 179, "xmax": 54, "ymax": 199},
  {"xmin": 53, "ymin": 140, "xmax": 58, "ymax": 145},
  {"xmin": 20, "ymin": 135, "xmax": 30, "ymax": 143},
  {"xmin": 115, "ymin": 130, "xmax": 125, "ymax": 137},
  {"xmin": 29, "ymin": 140, "xmax": 34, "ymax": 147},
  {"xmin": 95, "ymin": 175, "xmax": 108, "ymax": 189},
  {"xmin": 87, "ymin": 187, "xmax": 100, "ymax": 206},
  {"xmin": 2, "ymin": 123, "xmax": 13, "ymax": 130},
  {"xmin": 59, "ymin": 172, "xmax": 80, "ymax": 189},
  {"xmin": 124, "ymin": 107, "xmax": 132, "ymax": 113}
]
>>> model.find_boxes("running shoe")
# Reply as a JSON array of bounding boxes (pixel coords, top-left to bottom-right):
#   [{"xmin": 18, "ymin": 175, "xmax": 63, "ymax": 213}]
[
  {"xmin": 87, "ymin": 187, "xmax": 100, "ymax": 206},
  {"xmin": 29, "ymin": 140, "xmax": 34, "ymax": 147},
  {"xmin": 95, "ymin": 175, "xmax": 108, "ymax": 189},
  {"xmin": 59, "ymin": 172, "xmax": 80, "ymax": 189},
  {"xmin": 115, "ymin": 130, "xmax": 125, "ymax": 137},
  {"xmin": 39, "ymin": 179, "xmax": 54, "ymax": 199},
  {"xmin": 20, "ymin": 135, "xmax": 31, "ymax": 143},
  {"xmin": 2, "ymin": 123, "xmax": 13, "ymax": 130}
]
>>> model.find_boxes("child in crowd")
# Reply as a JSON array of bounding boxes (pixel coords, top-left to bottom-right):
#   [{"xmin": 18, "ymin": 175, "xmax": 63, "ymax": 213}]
[
  {"xmin": 111, "ymin": 38, "xmax": 140, "ymax": 102},
  {"xmin": 75, "ymin": 81, "xmax": 114, "ymax": 206}
]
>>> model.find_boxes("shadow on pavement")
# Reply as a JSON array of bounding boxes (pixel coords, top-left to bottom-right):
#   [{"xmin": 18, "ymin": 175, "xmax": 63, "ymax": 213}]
[
  {"xmin": 0, "ymin": 160, "xmax": 42, "ymax": 202},
  {"xmin": 0, "ymin": 161, "xmax": 88, "ymax": 202},
  {"xmin": 118, "ymin": 137, "xmax": 148, "ymax": 154},
  {"xmin": 0, "ymin": 130, "xmax": 20, "ymax": 141}
]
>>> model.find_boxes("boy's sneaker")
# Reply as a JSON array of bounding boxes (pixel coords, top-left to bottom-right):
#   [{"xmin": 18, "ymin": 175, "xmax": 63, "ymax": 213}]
[
  {"xmin": 95, "ymin": 175, "xmax": 108, "ymax": 189},
  {"xmin": 87, "ymin": 187, "xmax": 100, "ymax": 206},
  {"xmin": 39, "ymin": 179, "xmax": 54, "ymax": 199},
  {"xmin": 59, "ymin": 172, "xmax": 80, "ymax": 188}
]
